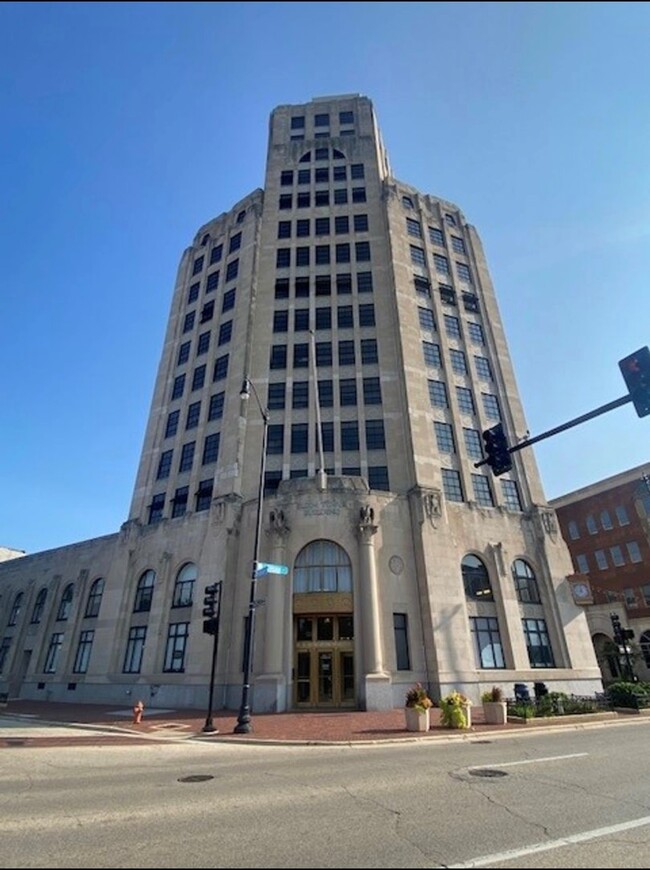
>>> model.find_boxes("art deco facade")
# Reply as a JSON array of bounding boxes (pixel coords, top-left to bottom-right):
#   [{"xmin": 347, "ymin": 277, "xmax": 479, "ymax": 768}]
[{"xmin": 0, "ymin": 95, "xmax": 601, "ymax": 713}]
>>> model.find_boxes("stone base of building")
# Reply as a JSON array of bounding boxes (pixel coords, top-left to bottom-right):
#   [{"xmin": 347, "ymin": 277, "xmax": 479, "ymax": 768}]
[
  {"xmin": 364, "ymin": 672, "xmax": 393, "ymax": 711},
  {"xmin": 254, "ymin": 673, "xmax": 288, "ymax": 713}
]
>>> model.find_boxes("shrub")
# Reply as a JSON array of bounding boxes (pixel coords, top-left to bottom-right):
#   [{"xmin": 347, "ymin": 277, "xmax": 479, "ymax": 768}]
[
  {"xmin": 481, "ymin": 685, "xmax": 504, "ymax": 703},
  {"xmin": 405, "ymin": 682, "xmax": 433, "ymax": 712},
  {"xmin": 439, "ymin": 691, "xmax": 471, "ymax": 728}
]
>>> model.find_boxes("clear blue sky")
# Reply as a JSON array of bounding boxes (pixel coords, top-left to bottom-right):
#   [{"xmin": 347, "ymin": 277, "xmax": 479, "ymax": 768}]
[{"xmin": 2, "ymin": 1, "xmax": 649, "ymax": 554}]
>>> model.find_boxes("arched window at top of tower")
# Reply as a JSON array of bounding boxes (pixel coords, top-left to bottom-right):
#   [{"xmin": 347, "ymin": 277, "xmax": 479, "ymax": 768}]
[
  {"xmin": 461, "ymin": 554, "xmax": 493, "ymax": 601},
  {"xmin": 402, "ymin": 195, "xmax": 414, "ymax": 209},
  {"xmin": 298, "ymin": 147, "xmax": 346, "ymax": 164}
]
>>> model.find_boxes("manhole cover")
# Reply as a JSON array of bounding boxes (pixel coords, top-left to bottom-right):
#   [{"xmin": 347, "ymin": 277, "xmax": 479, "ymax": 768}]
[
  {"xmin": 178, "ymin": 774, "xmax": 215, "ymax": 783},
  {"xmin": 469, "ymin": 768, "xmax": 508, "ymax": 778}
]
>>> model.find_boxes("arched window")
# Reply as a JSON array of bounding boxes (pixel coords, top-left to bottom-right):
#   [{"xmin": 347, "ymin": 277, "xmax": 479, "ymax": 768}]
[
  {"xmin": 133, "ymin": 570, "xmax": 156, "ymax": 613},
  {"xmin": 8, "ymin": 592, "xmax": 23, "ymax": 626},
  {"xmin": 640, "ymin": 631, "xmax": 650, "ymax": 668},
  {"xmin": 511, "ymin": 559, "xmax": 540, "ymax": 604},
  {"xmin": 461, "ymin": 555, "xmax": 493, "ymax": 600},
  {"xmin": 31, "ymin": 588, "xmax": 48, "ymax": 624},
  {"xmin": 56, "ymin": 584, "xmax": 74, "ymax": 621},
  {"xmin": 172, "ymin": 563, "xmax": 196, "ymax": 608},
  {"xmin": 294, "ymin": 540, "xmax": 352, "ymax": 593},
  {"xmin": 84, "ymin": 578, "xmax": 105, "ymax": 618},
  {"xmin": 402, "ymin": 195, "xmax": 414, "ymax": 209}
]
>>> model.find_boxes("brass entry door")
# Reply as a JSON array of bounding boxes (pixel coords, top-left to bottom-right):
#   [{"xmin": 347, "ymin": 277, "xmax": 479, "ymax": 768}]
[{"xmin": 294, "ymin": 615, "xmax": 355, "ymax": 708}]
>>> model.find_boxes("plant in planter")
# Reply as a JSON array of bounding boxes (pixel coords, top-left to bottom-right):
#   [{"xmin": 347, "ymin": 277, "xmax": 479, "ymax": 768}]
[
  {"xmin": 481, "ymin": 685, "xmax": 507, "ymax": 725},
  {"xmin": 404, "ymin": 682, "xmax": 433, "ymax": 731},
  {"xmin": 439, "ymin": 690, "xmax": 472, "ymax": 729}
]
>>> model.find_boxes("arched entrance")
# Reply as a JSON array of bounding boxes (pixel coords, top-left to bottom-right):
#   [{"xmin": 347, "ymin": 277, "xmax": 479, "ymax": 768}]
[{"xmin": 292, "ymin": 540, "xmax": 355, "ymax": 709}]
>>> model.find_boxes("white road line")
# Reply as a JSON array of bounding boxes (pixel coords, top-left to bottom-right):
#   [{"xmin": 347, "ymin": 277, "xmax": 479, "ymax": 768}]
[
  {"xmin": 447, "ymin": 815, "xmax": 650, "ymax": 868},
  {"xmin": 468, "ymin": 752, "xmax": 588, "ymax": 769}
]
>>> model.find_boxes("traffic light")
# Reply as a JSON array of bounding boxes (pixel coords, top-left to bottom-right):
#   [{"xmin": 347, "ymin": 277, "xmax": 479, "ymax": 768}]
[
  {"xmin": 623, "ymin": 628, "xmax": 635, "ymax": 641},
  {"xmin": 619, "ymin": 346, "xmax": 650, "ymax": 417},
  {"xmin": 202, "ymin": 583, "xmax": 221, "ymax": 635},
  {"xmin": 481, "ymin": 423, "xmax": 512, "ymax": 476}
]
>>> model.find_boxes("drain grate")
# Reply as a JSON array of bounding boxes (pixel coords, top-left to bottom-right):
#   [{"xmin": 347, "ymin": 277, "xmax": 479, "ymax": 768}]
[
  {"xmin": 178, "ymin": 774, "xmax": 215, "ymax": 783},
  {"xmin": 469, "ymin": 768, "xmax": 508, "ymax": 778}
]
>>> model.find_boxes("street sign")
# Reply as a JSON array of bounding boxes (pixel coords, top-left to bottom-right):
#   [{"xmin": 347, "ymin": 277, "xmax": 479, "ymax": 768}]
[{"xmin": 255, "ymin": 561, "xmax": 289, "ymax": 576}]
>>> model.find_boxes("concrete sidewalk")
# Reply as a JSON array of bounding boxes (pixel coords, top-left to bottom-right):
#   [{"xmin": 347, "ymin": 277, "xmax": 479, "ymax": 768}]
[{"xmin": 0, "ymin": 698, "xmax": 630, "ymax": 745}]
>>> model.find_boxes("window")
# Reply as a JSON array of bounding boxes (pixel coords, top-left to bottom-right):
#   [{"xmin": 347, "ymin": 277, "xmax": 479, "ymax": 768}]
[
  {"xmin": 444, "ymin": 213, "xmax": 457, "ymax": 226},
  {"xmin": 297, "ymin": 192, "xmax": 310, "ymax": 208},
  {"xmin": 294, "ymin": 309, "xmax": 309, "ymax": 331},
  {"xmin": 450, "ymin": 349, "xmax": 467, "ymax": 375},
  {"xmin": 222, "ymin": 288, "xmax": 235, "ymax": 312},
  {"xmin": 200, "ymin": 300, "xmax": 214, "ymax": 323},
  {"xmin": 218, "ymin": 321, "xmax": 232, "ymax": 346},
  {"xmin": 183, "ymin": 312, "xmax": 195, "ymax": 334},
  {"xmin": 473, "ymin": 357, "xmax": 491, "ymax": 382},
  {"xmin": 341, "ymin": 420, "xmax": 359, "ymax": 451},
  {"xmin": 463, "ymin": 427, "xmax": 482, "ymax": 461},
  {"xmin": 501, "ymin": 479, "xmax": 522, "ymax": 511},
  {"xmin": 298, "ymin": 169, "xmax": 310, "ymax": 184},
  {"xmin": 318, "ymin": 380, "xmax": 333, "ymax": 408},
  {"xmin": 291, "ymin": 116, "xmax": 305, "ymax": 129},
  {"xmin": 406, "ymin": 218, "xmax": 422, "ymax": 238},
  {"xmin": 610, "ymin": 545, "xmax": 625, "ymax": 567},
  {"xmin": 73, "ymin": 630, "xmax": 94, "ymax": 674},
  {"xmin": 393, "ymin": 614, "xmax": 411, "ymax": 670},
  {"xmin": 57, "ymin": 583, "xmax": 74, "ymax": 621},
  {"xmin": 270, "ymin": 345, "xmax": 287, "ymax": 370},
  {"xmin": 31, "ymin": 588, "xmax": 47, "ymax": 624},
  {"xmin": 315, "ymin": 190, "xmax": 330, "ymax": 206},
  {"xmin": 594, "ymin": 549, "xmax": 608, "ymax": 570},
  {"xmin": 0, "ymin": 637, "xmax": 11, "ymax": 674},
  {"xmin": 148, "ymin": 493, "xmax": 164, "ymax": 523},
  {"xmin": 627, "ymin": 541, "xmax": 642, "ymax": 562},
  {"xmin": 280, "ymin": 170, "xmax": 293, "ymax": 186},
  {"xmin": 296, "ymin": 246, "xmax": 310, "ymax": 267},
  {"xmin": 292, "ymin": 381, "xmax": 309, "ymax": 409},
  {"xmin": 586, "ymin": 515, "xmax": 598, "ymax": 535},
  {"xmin": 315, "ymin": 167, "xmax": 329, "ymax": 183},
  {"xmin": 616, "ymin": 505, "xmax": 630, "ymax": 525},
  {"xmin": 482, "ymin": 393, "xmax": 501, "ymax": 420},
  {"xmin": 333, "ymin": 165, "xmax": 347, "ymax": 182},
  {"xmin": 171, "ymin": 486, "xmax": 188, "ymax": 518},
  {"xmin": 238, "ymin": 209, "xmax": 246, "ymax": 225},
  {"xmin": 335, "ymin": 216, "xmax": 349, "ymax": 235},
  {"xmin": 352, "ymin": 187, "xmax": 366, "ymax": 203},
  {"xmin": 123, "ymin": 626, "xmax": 147, "ymax": 674},
  {"xmin": 197, "ymin": 332, "xmax": 210, "ymax": 355},
  {"xmin": 213, "ymin": 354, "xmax": 228, "ymax": 381},
  {"xmin": 600, "ymin": 510, "xmax": 613, "ymax": 530},
  {"xmin": 350, "ymin": 164, "xmax": 364, "ymax": 179},
  {"xmin": 414, "ymin": 276, "xmax": 431, "ymax": 297},
  {"xmin": 456, "ymin": 262, "xmax": 472, "ymax": 283},
  {"xmin": 339, "ymin": 378, "xmax": 357, "ymax": 406},
  {"xmin": 462, "ymin": 292, "xmax": 479, "ymax": 313},
  {"xmin": 195, "ymin": 479, "xmax": 213, "ymax": 511},
  {"xmin": 315, "ymin": 341, "xmax": 332, "ymax": 366},
  {"xmin": 177, "ymin": 341, "xmax": 191, "ymax": 365},
  {"xmin": 273, "ymin": 310, "xmax": 289, "ymax": 333},
  {"xmin": 357, "ymin": 272, "xmax": 373, "ymax": 293},
  {"xmin": 279, "ymin": 194, "xmax": 292, "ymax": 210},
  {"xmin": 294, "ymin": 540, "xmax": 352, "ymax": 593},
  {"xmin": 418, "ymin": 307, "xmax": 435, "ymax": 331},
  {"xmin": 410, "ymin": 245, "xmax": 426, "ymax": 267},
  {"xmin": 319, "ymin": 420, "xmax": 334, "ymax": 451},
  {"xmin": 133, "ymin": 570, "xmax": 156, "ymax": 614},
  {"xmin": 451, "ymin": 235, "xmax": 466, "ymax": 254},
  {"xmin": 172, "ymin": 563, "xmax": 196, "ymax": 608},
  {"xmin": 422, "ymin": 341, "xmax": 441, "ymax": 368},
  {"xmin": 522, "ymin": 618, "xmax": 555, "ymax": 667},
  {"xmin": 361, "ymin": 338, "xmax": 378, "ymax": 364},
  {"xmin": 206, "ymin": 271, "xmax": 219, "ymax": 292},
  {"xmin": 297, "ymin": 219, "xmax": 311, "ymax": 237},
  {"xmin": 315, "ymin": 275, "xmax": 331, "ymax": 296},
  {"xmin": 428, "ymin": 379, "xmax": 448, "ymax": 408},
  {"xmin": 334, "ymin": 188, "xmax": 348, "ymax": 204},
  {"xmin": 567, "ymin": 520, "xmax": 580, "ymax": 540},
  {"xmin": 512, "ymin": 560, "xmax": 540, "ymax": 603},
  {"xmin": 433, "ymin": 254, "xmax": 449, "ymax": 274},
  {"xmin": 275, "ymin": 278, "xmax": 290, "ymax": 300},
  {"xmin": 44, "ymin": 633, "xmax": 64, "ymax": 674},
  {"xmin": 429, "ymin": 226, "xmax": 444, "ymax": 245},
  {"xmin": 163, "ymin": 622, "xmax": 189, "ymax": 673},
  {"xmin": 338, "ymin": 340, "xmax": 355, "ymax": 365},
  {"xmin": 179, "ymin": 441, "xmax": 195, "ymax": 473},
  {"xmin": 210, "ymin": 244, "xmax": 223, "ymax": 264},
  {"xmin": 358, "ymin": 303, "xmax": 375, "ymax": 327},
  {"xmin": 439, "ymin": 284, "xmax": 456, "ymax": 306},
  {"xmin": 267, "ymin": 382, "xmax": 285, "ymax": 410},
  {"xmin": 467, "ymin": 322, "xmax": 485, "ymax": 345},
  {"xmin": 315, "ymin": 113, "xmax": 329, "ymax": 127},
  {"xmin": 165, "ymin": 410, "xmax": 180, "ymax": 438},
  {"xmin": 434, "ymin": 421, "xmax": 455, "ymax": 453},
  {"xmin": 278, "ymin": 219, "xmax": 291, "ymax": 237},
  {"xmin": 576, "ymin": 554, "xmax": 589, "ymax": 573},
  {"xmin": 291, "ymin": 423, "xmax": 308, "ymax": 453},
  {"xmin": 202, "ymin": 432, "xmax": 220, "ymax": 464},
  {"xmin": 156, "ymin": 450, "xmax": 173, "ymax": 479},
  {"xmin": 276, "ymin": 248, "xmax": 290, "ymax": 268},
  {"xmin": 402, "ymin": 196, "xmax": 414, "ymax": 209},
  {"xmin": 192, "ymin": 256, "xmax": 204, "ymax": 275},
  {"xmin": 338, "ymin": 305, "xmax": 354, "ymax": 329},
  {"xmin": 456, "ymin": 387, "xmax": 475, "ymax": 415},
  {"xmin": 315, "ymin": 245, "xmax": 331, "ymax": 266},
  {"xmin": 208, "ymin": 392, "xmax": 224, "ymax": 421},
  {"xmin": 470, "ymin": 617, "xmax": 505, "ymax": 668},
  {"xmin": 336, "ymin": 243, "xmax": 351, "ymax": 263},
  {"xmin": 354, "ymin": 214, "xmax": 368, "ymax": 232},
  {"xmin": 355, "ymin": 241, "xmax": 370, "ymax": 262},
  {"xmin": 191, "ymin": 364, "xmax": 206, "ymax": 391},
  {"xmin": 363, "ymin": 377, "xmax": 382, "ymax": 405},
  {"xmin": 624, "ymin": 587, "xmax": 636, "ymax": 607},
  {"xmin": 441, "ymin": 468, "xmax": 464, "ymax": 502},
  {"xmin": 365, "ymin": 419, "xmax": 385, "ymax": 450},
  {"xmin": 368, "ymin": 466, "xmax": 390, "ymax": 491},
  {"xmin": 188, "ymin": 282, "xmax": 200, "ymax": 304},
  {"xmin": 444, "ymin": 314, "xmax": 461, "ymax": 339},
  {"xmin": 267, "ymin": 424, "xmax": 284, "ymax": 454},
  {"xmin": 471, "ymin": 473, "xmax": 494, "ymax": 507}
]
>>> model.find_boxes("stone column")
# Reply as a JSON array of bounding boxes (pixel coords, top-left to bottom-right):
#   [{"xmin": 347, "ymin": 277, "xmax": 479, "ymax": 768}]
[
  {"xmin": 256, "ymin": 507, "xmax": 290, "ymax": 712},
  {"xmin": 357, "ymin": 504, "xmax": 392, "ymax": 710}
]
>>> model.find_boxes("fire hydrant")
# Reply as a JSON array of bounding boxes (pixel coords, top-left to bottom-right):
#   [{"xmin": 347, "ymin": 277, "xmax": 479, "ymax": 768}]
[{"xmin": 132, "ymin": 700, "xmax": 144, "ymax": 724}]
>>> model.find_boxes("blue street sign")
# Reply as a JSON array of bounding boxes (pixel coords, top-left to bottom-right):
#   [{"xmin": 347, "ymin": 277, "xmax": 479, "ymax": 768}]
[{"xmin": 255, "ymin": 561, "xmax": 289, "ymax": 576}]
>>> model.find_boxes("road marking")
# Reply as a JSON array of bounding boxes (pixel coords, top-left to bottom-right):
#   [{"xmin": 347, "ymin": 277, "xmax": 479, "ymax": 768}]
[
  {"xmin": 447, "ymin": 815, "xmax": 650, "ymax": 868},
  {"xmin": 468, "ymin": 752, "xmax": 588, "ymax": 769}
]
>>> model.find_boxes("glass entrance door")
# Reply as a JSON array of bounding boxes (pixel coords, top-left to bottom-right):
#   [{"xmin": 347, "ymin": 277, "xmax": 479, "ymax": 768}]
[{"xmin": 293, "ymin": 615, "xmax": 355, "ymax": 708}]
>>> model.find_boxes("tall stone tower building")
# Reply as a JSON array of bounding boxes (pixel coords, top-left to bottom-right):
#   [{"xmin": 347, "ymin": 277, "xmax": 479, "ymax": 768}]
[{"xmin": 0, "ymin": 95, "xmax": 601, "ymax": 712}]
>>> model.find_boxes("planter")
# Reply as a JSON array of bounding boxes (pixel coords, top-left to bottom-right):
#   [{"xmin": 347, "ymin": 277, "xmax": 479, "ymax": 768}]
[
  {"xmin": 482, "ymin": 701, "xmax": 507, "ymax": 725},
  {"xmin": 405, "ymin": 706, "xmax": 430, "ymax": 732}
]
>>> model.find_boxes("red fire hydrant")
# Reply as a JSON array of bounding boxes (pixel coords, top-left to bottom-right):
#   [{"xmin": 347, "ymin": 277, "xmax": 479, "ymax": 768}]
[{"xmin": 132, "ymin": 700, "xmax": 144, "ymax": 724}]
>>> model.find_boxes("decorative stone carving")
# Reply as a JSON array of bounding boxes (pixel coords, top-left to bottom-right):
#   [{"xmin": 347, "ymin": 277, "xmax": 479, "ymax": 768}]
[
  {"xmin": 388, "ymin": 555, "xmax": 404, "ymax": 576},
  {"xmin": 267, "ymin": 507, "xmax": 290, "ymax": 544},
  {"xmin": 423, "ymin": 489, "xmax": 442, "ymax": 527},
  {"xmin": 488, "ymin": 541, "xmax": 506, "ymax": 576},
  {"xmin": 360, "ymin": 504, "xmax": 374, "ymax": 525},
  {"xmin": 540, "ymin": 509, "xmax": 558, "ymax": 538}
]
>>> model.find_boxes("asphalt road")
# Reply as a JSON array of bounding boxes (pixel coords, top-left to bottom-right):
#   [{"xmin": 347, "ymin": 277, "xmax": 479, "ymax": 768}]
[{"xmin": 2, "ymin": 718, "xmax": 650, "ymax": 868}]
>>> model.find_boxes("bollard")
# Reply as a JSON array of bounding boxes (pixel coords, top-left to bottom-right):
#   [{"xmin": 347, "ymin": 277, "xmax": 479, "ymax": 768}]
[{"xmin": 132, "ymin": 700, "xmax": 145, "ymax": 724}]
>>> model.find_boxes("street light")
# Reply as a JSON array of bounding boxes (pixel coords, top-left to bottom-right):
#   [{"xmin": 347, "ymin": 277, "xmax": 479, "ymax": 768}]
[{"xmin": 234, "ymin": 377, "xmax": 269, "ymax": 733}]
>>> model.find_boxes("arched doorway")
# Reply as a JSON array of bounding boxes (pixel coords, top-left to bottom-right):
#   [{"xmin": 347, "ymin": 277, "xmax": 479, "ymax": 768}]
[
  {"xmin": 592, "ymin": 632, "xmax": 622, "ymax": 683},
  {"xmin": 292, "ymin": 540, "xmax": 355, "ymax": 709}
]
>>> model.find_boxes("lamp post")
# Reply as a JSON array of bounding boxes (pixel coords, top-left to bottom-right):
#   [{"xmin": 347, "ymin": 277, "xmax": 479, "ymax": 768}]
[{"xmin": 234, "ymin": 377, "xmax": 269, "ymax": 734}]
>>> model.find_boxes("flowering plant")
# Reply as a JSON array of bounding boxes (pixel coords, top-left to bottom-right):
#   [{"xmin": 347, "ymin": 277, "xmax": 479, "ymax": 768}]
[
  {"xmin": 439, "ymin": 690, "xmax": 472, "ymax": 728},
  {"xmin": 405, "ymin": 682, "xmax": 433, "ymax": 713},
  {"xmin": 481, "ymin": 685, "xmax": 504, "ymax": 703}
]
